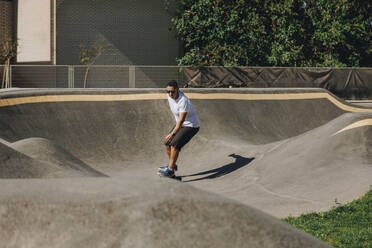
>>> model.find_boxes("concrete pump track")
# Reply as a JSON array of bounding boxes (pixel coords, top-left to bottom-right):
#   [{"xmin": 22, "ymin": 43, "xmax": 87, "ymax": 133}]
[{"xmin": 0, "ymin": 88, "xmax": 371, "ymax": 247}]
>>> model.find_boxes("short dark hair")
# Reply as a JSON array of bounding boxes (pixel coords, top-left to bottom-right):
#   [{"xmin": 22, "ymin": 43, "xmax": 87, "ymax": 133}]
[{"xmin": 166, "ymin": 80, "xmax": 178, "ymax": 89}]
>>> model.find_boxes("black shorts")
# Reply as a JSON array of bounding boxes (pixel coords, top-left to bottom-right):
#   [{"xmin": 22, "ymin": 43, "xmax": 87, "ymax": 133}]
[{"xmin": 165, "ymin": 126, "xmax": 199, "ymax": 150}]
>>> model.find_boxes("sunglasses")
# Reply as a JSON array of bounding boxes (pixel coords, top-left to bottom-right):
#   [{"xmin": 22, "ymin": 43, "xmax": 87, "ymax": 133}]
[{"xmin": 166, "ymin": 90, "xmax": 176, "ymax": 94}]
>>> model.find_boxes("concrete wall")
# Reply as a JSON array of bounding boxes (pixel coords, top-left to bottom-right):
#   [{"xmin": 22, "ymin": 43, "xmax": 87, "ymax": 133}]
[
  {"xmin": 56, "ymin": 0, "xmax": 180, "ymax": 65},
  {"xmin": 0, "ymin": 0, "xmax": 13, "ymax": 44}
]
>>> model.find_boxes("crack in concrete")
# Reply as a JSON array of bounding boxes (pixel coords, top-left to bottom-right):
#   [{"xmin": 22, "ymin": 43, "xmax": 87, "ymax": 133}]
[{"xmin": 255, "ymin": 182, "xmax": 321, "ymax": 204}]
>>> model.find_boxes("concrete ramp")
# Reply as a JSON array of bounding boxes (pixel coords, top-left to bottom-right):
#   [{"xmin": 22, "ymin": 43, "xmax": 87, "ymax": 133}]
[
  {"xmin": 10, "ymin": 137, "xmax": 106, "ymax": 177},
  {"xmin": 183, "ymin": 112, "xmax": 372, "ymax": 217},
  {"xmin": 0, "ymin": 138, "xmax": 105, "ymax": 178},
  {"xmin": 0, "ymin": 88, "xmax": 371, "ymax": 247}
]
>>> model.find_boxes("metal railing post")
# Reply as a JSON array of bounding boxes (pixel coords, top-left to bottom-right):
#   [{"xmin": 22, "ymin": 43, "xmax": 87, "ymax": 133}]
[
  {"xmin": 9, "ymin": 65, "xmax": 12, "ymax": 88},
  {"xmin": 68, "ymin": 66, "xmax": 74, "ymax": 88},
  {"xmin": 129, "ymin": 66, "xmax": 135, "ymax": 88}
]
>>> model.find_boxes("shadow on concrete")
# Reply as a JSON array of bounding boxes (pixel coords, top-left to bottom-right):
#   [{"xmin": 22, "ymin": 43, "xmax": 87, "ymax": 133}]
[{"xmin": 182, "ymin": 154, "xmax": 254, "ymax": 182}]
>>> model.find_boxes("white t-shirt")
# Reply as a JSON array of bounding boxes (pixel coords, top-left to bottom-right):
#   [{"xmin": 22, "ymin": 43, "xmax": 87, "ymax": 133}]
[{"xmin": 167, "ymin": 91, "xmax": 200, "ymax": 128}]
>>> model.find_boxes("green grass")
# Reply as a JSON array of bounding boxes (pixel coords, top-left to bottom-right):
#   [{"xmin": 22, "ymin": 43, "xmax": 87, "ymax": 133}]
[{"xmin": 283, "ymin": 188, "xmax": 372, "ymax": 248}]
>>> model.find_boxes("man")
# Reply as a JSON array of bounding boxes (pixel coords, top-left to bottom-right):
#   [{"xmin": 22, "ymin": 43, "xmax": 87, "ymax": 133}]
[{"xmin": 158, "ymin": 80, "xmax": 200, "ymax": 178}]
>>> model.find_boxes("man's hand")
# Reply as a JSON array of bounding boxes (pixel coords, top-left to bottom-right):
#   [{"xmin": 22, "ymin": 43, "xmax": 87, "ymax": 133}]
[
  {"xmin": 165, "ymin": 133, "xmax": 174, "ymax": 145},
  {"xmin": 165, "ymin": 112, "xmax": 185, "ymax": 144}
]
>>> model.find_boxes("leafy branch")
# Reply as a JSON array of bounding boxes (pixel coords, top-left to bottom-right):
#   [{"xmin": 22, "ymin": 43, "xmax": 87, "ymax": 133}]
[
  {"xmin": 79, "ymin": 44, "xmax": 103, "ymax": 88},
  {"xmin": 0, "ymin": 37, "xmax": 17, "ymax": 88}
]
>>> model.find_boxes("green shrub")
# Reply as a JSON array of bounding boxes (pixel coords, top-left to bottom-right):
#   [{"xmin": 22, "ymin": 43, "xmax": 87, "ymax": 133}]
[{"xmin": 171, "ymin": 0, "xmax": 372, "ymax": 67}]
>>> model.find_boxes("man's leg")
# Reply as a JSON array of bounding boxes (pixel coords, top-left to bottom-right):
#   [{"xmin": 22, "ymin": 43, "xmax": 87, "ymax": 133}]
[
  {"xmin": 166, "ymin": 145, "xmax": 171, "ymax": 159},
  {"xmin": 169, "ymin": 146, "xmax": 179, "ymax": 171}
]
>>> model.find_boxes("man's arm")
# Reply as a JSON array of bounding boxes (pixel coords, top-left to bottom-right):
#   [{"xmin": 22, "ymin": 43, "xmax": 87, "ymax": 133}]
[{"xmin": 172, "ymin": 112, "xmax": 187, "ymax": 135}]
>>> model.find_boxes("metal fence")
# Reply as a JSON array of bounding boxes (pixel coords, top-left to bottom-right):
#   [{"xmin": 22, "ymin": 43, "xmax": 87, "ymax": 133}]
[
  {"xmin": 1, "ymin": 65, "xmax": 372, "ymax": 99},
  {"xmin": 0, "ymin": 65, "xmax": 187, "ymax": 88}
]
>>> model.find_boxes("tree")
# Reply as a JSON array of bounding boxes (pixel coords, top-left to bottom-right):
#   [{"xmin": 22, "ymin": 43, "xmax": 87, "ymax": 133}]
[
  {"xmin": 303, "ymin": 0, "xmax": 372, "ymax": 67},
  {"xmin": 171, "ymin": 0, "xmax": 372, "ymax": 67},
  {"xmin": 0, "ymin": 37, "xmax": 17, "ymax": 88},
  {"xmin": 267, "ymin": 0, "xmax": 311, "ymax": 66},
  {"xmin": 171, "ymin": 0, "xmax": 272, "ymax": 66}
]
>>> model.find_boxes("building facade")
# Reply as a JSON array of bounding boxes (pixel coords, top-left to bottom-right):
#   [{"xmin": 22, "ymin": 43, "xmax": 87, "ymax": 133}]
[{"xmin": 1, "ymin": 0, "xmax": 180, "ymax": 65}]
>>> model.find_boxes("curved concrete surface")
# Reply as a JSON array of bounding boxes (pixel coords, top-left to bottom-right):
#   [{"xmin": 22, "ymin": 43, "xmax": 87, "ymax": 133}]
[{"xmin": 0, "ymin": 88, "xmax": 371, "ymax": 247}]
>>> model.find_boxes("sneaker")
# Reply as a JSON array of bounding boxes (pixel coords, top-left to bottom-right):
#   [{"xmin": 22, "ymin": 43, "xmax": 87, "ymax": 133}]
[
  {"xmin": 158, "ymin": 164, "xmax": 178, "ymax": 171},
  {"xmin": 157, "ymin": 167, "xmax": 175, "ymax": 178}
]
